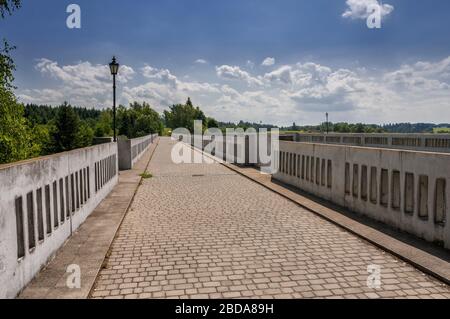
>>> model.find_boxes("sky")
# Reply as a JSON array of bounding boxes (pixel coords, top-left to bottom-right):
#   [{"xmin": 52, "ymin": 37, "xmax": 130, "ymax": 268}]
[{"xmin": 1, "ymin": 0, "xmax": 450, "ymax": 126}]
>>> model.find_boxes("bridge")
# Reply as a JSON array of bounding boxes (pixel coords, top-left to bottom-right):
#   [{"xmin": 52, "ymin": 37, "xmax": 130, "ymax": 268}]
[{"xmin": 1, "ymin": 135, "xmax": 449, "ymax": 299}]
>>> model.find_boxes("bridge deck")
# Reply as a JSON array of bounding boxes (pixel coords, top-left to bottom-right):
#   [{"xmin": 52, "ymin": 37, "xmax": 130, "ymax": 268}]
[{"xmin": 90, "ymin": 137, "xmax": 450, "ymax": 299}]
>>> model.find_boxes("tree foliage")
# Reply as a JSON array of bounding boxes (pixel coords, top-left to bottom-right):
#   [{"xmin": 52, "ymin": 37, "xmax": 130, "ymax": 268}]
[
  {"xmin": 117, "ymin": 101, "xmax": 164, "ymax": 138},
  {"xmin": 0, "ymin": 0, "xmax": 21, "ymax": 18},
  {"xmin": 0, "ymin": 0, "xmax": 20, "ymax": 89},
  {"xmin": 163, "ymin": 97, "xmax": 208, "ymax": 132},
  {"xmin": 51, "ymin": 102, "xmax": 82, "ymax": 152},
  {"xmin": 0, "ymin": 86, "xmax": 40, "ymax": 163}
]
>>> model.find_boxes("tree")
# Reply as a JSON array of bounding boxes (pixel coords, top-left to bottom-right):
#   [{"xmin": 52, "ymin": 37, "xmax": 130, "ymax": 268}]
[
  {"xmin": 51, "ymin": 103, "xmax": 81, "ymax": 152},
  {"xmin": 0, "ymin": 1, "xmax": 41, "ymax": 164},
  {"xmin": 164, "ymin": 98, "xmax": 207, "ymax": 132},
  {"xmin": 333, "ymin": 122, "xmax": 351, "ymax": 133},
  {"xmin": 117, "ymin": 102, "xmax": 164, "ymax": 138},
  {"xmin": 32, "ymin": 124, "xmax": 54, "ymax": 156},
  {"xmin": 1, "ymin": 0, "xmax": 21, "ymax": 90},
  {"xmin": 75, "ymin": 122, "xmax": 94, "ymax": 148},
  {"xmin": 95, "ymin": 110, "xmax": 113, "ymax": 137},
  {"xmin": 0, "ymin": 86, "xmax": 40, "ymax": 163},
  {"xmin": 0, "ymin": 40, "xmax": 15, "ymax": 90},
  {"xmin": 0, "ymin": 0, "xmax": 20, "ymax": 18},
  {"xmin": 206, "ymin": 117, "xmax": 219, "ymax": 128}
]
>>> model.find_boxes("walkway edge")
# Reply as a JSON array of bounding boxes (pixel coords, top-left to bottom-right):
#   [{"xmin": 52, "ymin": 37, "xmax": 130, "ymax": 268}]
[
  {"xmin": 191, "ymin": 146, "xmax": 450, "ymax": 286},
  {"xmin": 87, "ymin": 138, "xmax": 160, "ymax": 298}
]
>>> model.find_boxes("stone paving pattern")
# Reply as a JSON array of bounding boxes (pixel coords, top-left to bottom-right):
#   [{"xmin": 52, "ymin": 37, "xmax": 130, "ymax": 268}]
[{"xmin": 91, "ymin": 138, "xmax": 450, "ymax": 299}]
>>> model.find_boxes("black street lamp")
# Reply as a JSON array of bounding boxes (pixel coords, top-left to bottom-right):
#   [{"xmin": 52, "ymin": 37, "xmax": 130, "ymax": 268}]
[
  {"xmin": 325, "ymin": 112, "xmax": 329, "ymax": 134},
  {"xmin": 109, "ymin": 56, "xmax": 120, "ymax": 142}
]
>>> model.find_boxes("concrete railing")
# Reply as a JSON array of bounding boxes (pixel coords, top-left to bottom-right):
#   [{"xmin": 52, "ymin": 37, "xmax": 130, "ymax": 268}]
[
  {"xmin": 273, "ymin": 141, "xmax": 450, "ymax": 249},
  {"xmin": 118, "ymin": 134, "xmax": 158, "ymax": 170},
  {"xmin": 294, "ymin": 133, "xmax": 450, "ymax": 153},
  {"xmin": 0, "ymin": 142, "xmax": 118, "ymax": 298},
  {"xmin": 195, "ymin": 135, "xmax": 275, "ymax": 168}
]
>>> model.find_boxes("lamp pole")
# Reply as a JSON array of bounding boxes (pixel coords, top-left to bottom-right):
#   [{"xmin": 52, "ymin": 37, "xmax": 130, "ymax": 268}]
[
  {"xmin": 326, "ymin": 112, "xmax": 329, "ymax": 134},
  {"xmin": 109, "ymin": 56, "xmax": 120, "ymax": 142},
  {"xmin": 113, "ymin": 72, "xmax": 116, "ymax": 142}
]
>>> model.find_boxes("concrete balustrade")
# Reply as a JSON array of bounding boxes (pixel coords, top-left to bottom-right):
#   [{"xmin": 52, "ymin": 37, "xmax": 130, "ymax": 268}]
[
  {"xmin": 118, "ymin": 134, "xmax": 157, "ymax": 170},
  {"xmin": 0, "ymin": 133, "xmax": 159, "ymax": 298},
  {"xmin": 294, "ymin": 133, "xmax": 450, "ymax": 153},
  {"xmin": 0, "ymin": 142, "xmax": 118, "ymax": 298},
  {"xmin": 273, "ymin": 141, "xmax": 450, "ymax": 249}
]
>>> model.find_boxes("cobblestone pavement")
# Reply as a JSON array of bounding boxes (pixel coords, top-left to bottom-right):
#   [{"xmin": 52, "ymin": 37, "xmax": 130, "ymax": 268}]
[{"xmin": 91, "ymin": 138, "xmax": 450, "ymax": 299}]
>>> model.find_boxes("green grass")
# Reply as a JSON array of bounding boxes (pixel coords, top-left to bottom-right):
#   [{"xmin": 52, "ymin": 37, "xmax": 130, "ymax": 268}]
[
  {"xmin": 139, "ymin": 171, "xmax": 153, "ymax": 179},
  {"xmin": 433, "ymin": 127, "xmax": 450, "ymax": 133}
]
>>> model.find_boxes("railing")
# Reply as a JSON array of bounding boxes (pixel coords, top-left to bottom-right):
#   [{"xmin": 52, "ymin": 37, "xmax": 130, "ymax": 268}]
[
  {"xmin": 118, "ymin": 134, "xmax": 158, "ymax": 170},
  {"xmin": 294, "ymin": 133, "xmax": 450, "ymax": 153},
  {"xmin": 273, "ymin": 141, "xmax": 450, "ymax": 249},
  {"xmin": 0, "ymin": 142, "xmax": 118, "ymax": 298}
]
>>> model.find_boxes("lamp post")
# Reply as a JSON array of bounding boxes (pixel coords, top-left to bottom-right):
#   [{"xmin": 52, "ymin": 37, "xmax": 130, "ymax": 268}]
[
  {"xmin": 325, "ymin": 112, "xmax": 329, "ymax": 134},
  {"xmin": 109, "ymin": 56, "xmax": 120, "ymax": 142}
]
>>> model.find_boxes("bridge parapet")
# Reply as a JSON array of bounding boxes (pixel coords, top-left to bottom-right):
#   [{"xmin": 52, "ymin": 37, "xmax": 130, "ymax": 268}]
[
  {"xmin": 294, "ymin": 133, "xmax": 450, "ymax": 153},
  {"xmin": 0, "ymin": 142, "xmax": 118, "ymax": 298},
  {"xmin": 274, "ymin": 141, "xmax": 450, "ymax": 249},
  {"xmin": 118, "ymin": 134, "xmax": 158, "ymax": 170}
]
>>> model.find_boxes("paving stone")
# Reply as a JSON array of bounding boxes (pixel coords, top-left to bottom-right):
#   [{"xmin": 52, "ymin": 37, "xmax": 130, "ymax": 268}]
[{"xmin": 92, "ymin": 138, "xmax": 450, "ymax": 299}]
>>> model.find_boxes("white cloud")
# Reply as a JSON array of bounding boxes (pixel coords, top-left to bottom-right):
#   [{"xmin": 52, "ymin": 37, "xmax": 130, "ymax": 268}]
[
  {"xmin": 17, "ymin": 56, "xmax": 450, "ymax": 125},
  {"xmin": 216, "ymin": 65, "xmax": 264, "ymax": 87},
  {"xmin": 342, "ymin": 0, "xmax": 394, "ymax": 20},
  {"xmin": 194, "ymin": 59, "xmax": 208, "ymax": 64},
  {"xmin": 20, "ymin": 58, "xmax": 135, "ymax": 106},
  {"xmin": 141, "ymin": 65, "xmax": 177, "ymax": 88},
  {"xmin": 383, "ymin": 57, "xmax": 450, "ymax": 91},
  {"xmin": 261, "ymin": 57, "xmax": 275, "ymax": 67},
  {"xmin": 264, "ymin": 65, "xmax": 293, "ymax": 85}
]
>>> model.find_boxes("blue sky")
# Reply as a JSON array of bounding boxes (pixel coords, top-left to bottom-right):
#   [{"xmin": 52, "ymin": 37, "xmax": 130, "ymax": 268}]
[{"xmin": 1, "ymin": 0, "xmax": 450, "ymax": 125}]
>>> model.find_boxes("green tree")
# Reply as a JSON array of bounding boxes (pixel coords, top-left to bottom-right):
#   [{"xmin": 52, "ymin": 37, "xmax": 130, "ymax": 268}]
[
  {"xmin": 333, "ymin": 122, "xmax": 351, "ymax": 133},
  {"xmin": 0, "ymin": 0, "xmax": 20, "ymax": 90},
  {"xmin": 206, "ymin": 117, "xmax": 219, "ymax": 128},
  {"xmin": 0, "ymin": 87, "xmax": 39, "ymax": 163},
  {"xmin": 76, "ymin": 122, "xmax": 94, "ymax": 147},
  {"xmin": 95, "ymin": 110, "xmax": 113, "ymax": 137},
  {"xmin": 32, "ymin": 124, "xmax": 54, "ymax": 156},
  {"xmin": 117, "ymin": 102, "xmax": 164, "ymax": 138},
  {"xmin": 164, "ymin": 97, "xmax": 207, "ymax": 132},
  {"xmin": 0, "ymin": 1, "xmax": 40, "ymax": 164},
  {"xmin": 51, "ymin": 103, "xmax": 81, "ymax": 152},
  {"xmin": 133, "ymin": 102, "xmax": 163, "ymax": 136}
]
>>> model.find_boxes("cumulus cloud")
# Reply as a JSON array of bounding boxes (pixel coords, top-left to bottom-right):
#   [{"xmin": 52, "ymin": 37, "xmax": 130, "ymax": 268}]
[
  {"xmin": 17, "ymin": 56, "xmax": 450, "ymax": 124},
  {"xmin": 216, "ymin": 65, "xmax": 264, "ymax": 87},
  {"xmin": 383, "ymin": 57, "xmax": 450, "ymax": 91},
  {"xmin": 141, "ymin": 65, "xmax": 178, "ymax": 88},
  {"xmin": 20, "ymin": 58, "xmax": 135, "ymax": 106},
  {"xmin": 264, "ymin": 65, "xmax": 293, "ymax": 85},
  {"xmin": 261, "ymin": 57, "xmax": 275, "ymax": 66},
  {"xmin": 342, "ymin": 0, "xmax": 394, "ymax": 20}
]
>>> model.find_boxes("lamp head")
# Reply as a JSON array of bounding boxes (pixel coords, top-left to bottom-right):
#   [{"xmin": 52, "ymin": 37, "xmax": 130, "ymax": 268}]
[{"xmin": 109, "ymin": 56, "xmax": 119, "ymax": 75}]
